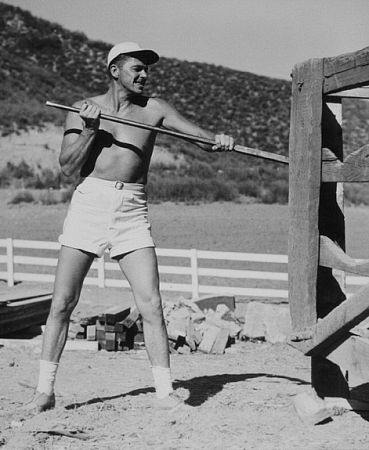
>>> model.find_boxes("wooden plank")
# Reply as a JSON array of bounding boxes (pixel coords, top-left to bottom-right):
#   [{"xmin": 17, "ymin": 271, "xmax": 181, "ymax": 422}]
[
  {"xmin": 299, "ymin": 282, "xmax": 369, "ymax": 357},
  {"xmin": 0, "ymin": 295, "xmax": 52, "ymax": 336},
  {"xmin": 322, "ymin": 144, "xmax": 369, "ymax": 182},
  {"xmin": 121, "ymin": 306, "xmax": 140, "ymax": 328},
  {"xmin": 98, "ymin": 306, "xmax": 131, "ymax": 325},
  {"xmin": 326, "ymin": 86, "xmax": 369, "ymax": 100},
  {"xmin": 323, "ymin": 46, "xmax": 369, "ymax": 94},
  {"xmin": 0, "ymin": 287, "xmax": 52, "ymax": 305},
  {"xmin": 320, "ymin": 235, "xmax": 369, "ymax": 276},
  {"xmin": 288, "ymin": 58, "xmax": 323, "ymax": 330},
  {"xmin": 327, "ymin": 336, "xmax": 369, "ymax": 388},
  {"xmin": 193, "ymin": 295, "xmax": 235, "ymax": 312}
]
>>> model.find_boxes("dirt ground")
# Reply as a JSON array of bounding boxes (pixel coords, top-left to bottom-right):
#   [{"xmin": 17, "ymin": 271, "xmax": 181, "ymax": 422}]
[{"xmin": 1, "ymin": 284, "xmax": 369, "ymax": 450}]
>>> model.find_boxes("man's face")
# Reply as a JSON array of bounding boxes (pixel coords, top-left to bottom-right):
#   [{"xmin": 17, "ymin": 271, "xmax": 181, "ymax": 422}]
[{"xmin": 116, "ymin": 56, "xmax": 149, "ymax": 94}]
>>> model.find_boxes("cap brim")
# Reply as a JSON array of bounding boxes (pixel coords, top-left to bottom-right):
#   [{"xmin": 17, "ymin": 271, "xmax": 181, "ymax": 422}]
[{"xmin": 125, "ymin": 50, "xmax": 159, "ymax": 65}]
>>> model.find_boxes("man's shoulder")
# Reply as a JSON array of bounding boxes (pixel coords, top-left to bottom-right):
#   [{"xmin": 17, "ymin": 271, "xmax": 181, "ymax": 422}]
[
  {"xmin": 72, "ymin": 95, "xmax": 104, "ymax": 109},
  {"xmin": 146, "ymin": 96, "xmax": 171, "ymax": 113}
]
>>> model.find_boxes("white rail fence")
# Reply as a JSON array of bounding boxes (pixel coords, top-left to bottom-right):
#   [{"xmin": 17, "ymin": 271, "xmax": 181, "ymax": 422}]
[{"xmin": 0, "ymin": 238, "xmax": 367, "ymax": 299}]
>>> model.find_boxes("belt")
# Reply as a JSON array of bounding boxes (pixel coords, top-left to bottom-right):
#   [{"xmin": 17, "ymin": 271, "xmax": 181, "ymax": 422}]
[{"xmin": 114, "ymin": 181, "xmax": 124, "ymax": 190}]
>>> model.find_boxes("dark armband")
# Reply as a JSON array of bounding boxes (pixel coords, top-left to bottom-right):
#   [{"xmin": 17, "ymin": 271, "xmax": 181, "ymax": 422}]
[{"xmin": 63, "ymin": 128, "xmax": 82, "ymax": 136}]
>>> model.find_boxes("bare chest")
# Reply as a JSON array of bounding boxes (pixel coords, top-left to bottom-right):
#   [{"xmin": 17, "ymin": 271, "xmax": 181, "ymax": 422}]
[{"xmin": 98, "ymin": 106, "xmax": 162, "ymax": 149}]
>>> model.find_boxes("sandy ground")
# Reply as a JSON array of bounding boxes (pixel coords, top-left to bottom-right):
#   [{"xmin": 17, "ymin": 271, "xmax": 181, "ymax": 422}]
[{"xmin": 1, "ymin": 283, "xmax": 369, "ymax": 450}]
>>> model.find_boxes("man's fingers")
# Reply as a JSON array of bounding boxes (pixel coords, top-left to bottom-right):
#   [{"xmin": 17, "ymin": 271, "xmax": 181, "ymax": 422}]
[
  {"xmin": 80, "ymin": 103, "xmax": 100, "ymax": 119},
  {"xmin": 213, "ymin": 134, "xmax": 235, "ymax": 152}
]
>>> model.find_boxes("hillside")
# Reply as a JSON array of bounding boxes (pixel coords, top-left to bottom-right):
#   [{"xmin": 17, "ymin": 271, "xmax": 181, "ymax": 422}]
[{"xmin": 0, "ymin": 2, "xmax": 368, "ymax": 204}]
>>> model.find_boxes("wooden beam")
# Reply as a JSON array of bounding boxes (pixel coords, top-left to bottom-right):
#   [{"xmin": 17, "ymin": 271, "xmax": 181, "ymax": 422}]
[
  {"xmin": 297, "ymin": 282, "xmax": 369, "ymax": 356},
  {"xmin": 319, "ymin": 235, "xmax": 369, "ymax": 276},
  {"xmin": 288, "ymin": 58, "xmax": 323, "ymax": 330},
  {"xmin": 323, "ymin": 46, "xmax": 369, "ymax": 94},
  {"xmin": 0, "ymin": 295, "xmax": 52, "ymax": 336},
  {"xmin": 326, "ymin": 86, "xmax": 369, "ymax": 100},
  {"xmin": 322, "ymin": 145, "xmax": 369, "ymax": 182}
]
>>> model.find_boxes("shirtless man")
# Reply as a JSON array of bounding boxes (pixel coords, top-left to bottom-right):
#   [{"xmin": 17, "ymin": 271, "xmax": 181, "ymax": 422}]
[{"xmin": 25, "ymin": 42, "xmax": 235, "ymax": 413}]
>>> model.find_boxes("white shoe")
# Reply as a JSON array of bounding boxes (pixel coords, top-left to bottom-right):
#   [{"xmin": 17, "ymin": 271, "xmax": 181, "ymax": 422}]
[
  {"xmin": 154, "ymin": 393, "xmax": 184, "ymax": 412},
  {"xmin": 21, "ymin": 391, "xmax": 55, "ymax": 414}
]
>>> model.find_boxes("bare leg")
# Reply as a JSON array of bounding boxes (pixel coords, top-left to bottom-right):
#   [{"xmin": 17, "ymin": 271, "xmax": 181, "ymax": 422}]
[
  {"xmin": 116, "ymin": 247, "xmax": 169, "ymax": 368},
  {"xmin": 41, "ymin": 246, "xmax": 95, "ymax": 362}
]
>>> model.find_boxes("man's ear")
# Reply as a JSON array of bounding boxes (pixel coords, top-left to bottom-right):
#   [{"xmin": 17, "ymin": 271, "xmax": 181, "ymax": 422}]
[{"xmin": 109, "ymin": 64, "xmax": 119, "ymax": 80}]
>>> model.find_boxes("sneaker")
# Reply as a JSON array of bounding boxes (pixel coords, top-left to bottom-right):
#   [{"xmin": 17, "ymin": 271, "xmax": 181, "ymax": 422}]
[
  {"xmin": 155, "ymin": 393, "xmax": 184, "ymax": 412},
  {"xmin": 21, "ymin": 391, "xmax": 55, "ymax": 414}
]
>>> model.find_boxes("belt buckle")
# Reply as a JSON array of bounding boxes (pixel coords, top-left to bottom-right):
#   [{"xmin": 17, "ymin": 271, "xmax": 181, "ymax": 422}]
[{"xmin": 115, "ymin": 181, "xmax": 124, "ymax": 190}]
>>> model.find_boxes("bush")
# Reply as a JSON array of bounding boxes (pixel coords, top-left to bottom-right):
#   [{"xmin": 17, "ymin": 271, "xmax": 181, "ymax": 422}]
[
  {"xmin": 8, "ymin": 190, "xmax": 34, "ymax": 204},
  {"xmin": 259, "ymin": 179, "xmax": 289, "ymax": 204},
  {"xmin": 344, "ymin": 184, "xmax": 369, "ymax": 206},
  {"xmin": 147, "ymin": 175, "xmax": 238, "ymax": 203}
]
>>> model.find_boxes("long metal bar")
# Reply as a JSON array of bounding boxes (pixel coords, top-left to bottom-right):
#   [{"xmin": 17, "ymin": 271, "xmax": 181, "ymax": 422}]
[{"xmin": 46, "ymin": 101, "xmax": 289, "ymax": 164}]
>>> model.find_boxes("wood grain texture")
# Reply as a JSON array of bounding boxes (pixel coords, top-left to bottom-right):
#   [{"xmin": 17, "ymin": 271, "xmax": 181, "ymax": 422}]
[
  {"xmin": 302, "ymin": 283, "xmax": 369, "ymax": 357},
  {"xmin": 288, "ymin": 59, "xmax": 323, "ymax": 331},
  {"xmin": 319, "ymin": 235, "xmax": 369, "ymax": 276},
  {"xmin": 323, "ymin": 46, "xmax": 369, "ymax": 94},
  {"xmin": 322, "ymin": 144, "xmax": 369, "ymax": 182}
]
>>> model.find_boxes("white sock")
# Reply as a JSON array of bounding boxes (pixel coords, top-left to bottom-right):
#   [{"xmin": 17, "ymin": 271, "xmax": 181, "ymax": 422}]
[
  {"xmin": 36, "ymin": 360, "xmax": 59, "ymax": 395},
  {"xmin": 151, "ymin": 366, "xmax": 173, "ymax": 399}
]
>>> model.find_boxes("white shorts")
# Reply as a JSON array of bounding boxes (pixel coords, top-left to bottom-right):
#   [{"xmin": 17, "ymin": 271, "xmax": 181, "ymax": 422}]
[{"xmin": 59, "ymin": 177, "xmax": 155, "ymax": 258}]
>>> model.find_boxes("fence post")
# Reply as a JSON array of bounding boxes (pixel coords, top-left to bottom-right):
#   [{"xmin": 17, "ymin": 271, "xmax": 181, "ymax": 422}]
[
  {"xmin": 6, "ymin": 238, "xmax": 14, "ymax": 287},
  {"xmin": 190, "ymin": 248, "xmax": 199, "ymax": 298},
  {"xmin": 97, "ymin": 255, "xmax": 105, "ymax": 288}
]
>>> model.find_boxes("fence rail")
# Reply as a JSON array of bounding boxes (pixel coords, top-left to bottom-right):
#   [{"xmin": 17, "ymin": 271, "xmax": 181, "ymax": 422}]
[{"xmin": 0, "ymin": 238, "xmax": 367, "ymax": 299}]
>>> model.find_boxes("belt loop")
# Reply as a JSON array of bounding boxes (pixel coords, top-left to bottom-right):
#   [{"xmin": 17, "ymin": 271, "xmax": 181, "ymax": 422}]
[{"xmin": 115, "ymin": 181, "xmax": 124, "ymax": 190}]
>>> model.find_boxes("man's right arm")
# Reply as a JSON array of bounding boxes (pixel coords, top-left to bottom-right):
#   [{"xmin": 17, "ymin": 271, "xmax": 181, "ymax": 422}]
[{"xmin": 59, "ymin": 101, "xmax": 100, "ymax": 176}]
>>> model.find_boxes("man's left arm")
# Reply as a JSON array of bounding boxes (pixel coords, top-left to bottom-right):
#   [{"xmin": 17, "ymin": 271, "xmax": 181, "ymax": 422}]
[{"xmin": 159, "ymin": 99, "xmax": 234, "ymax": 152}]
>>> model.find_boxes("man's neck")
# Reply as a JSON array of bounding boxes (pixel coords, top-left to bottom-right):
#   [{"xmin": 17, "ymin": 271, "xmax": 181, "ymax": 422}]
[{"xmin": 106, "ymin": 85, "xmax": 141, "ymax": 113}]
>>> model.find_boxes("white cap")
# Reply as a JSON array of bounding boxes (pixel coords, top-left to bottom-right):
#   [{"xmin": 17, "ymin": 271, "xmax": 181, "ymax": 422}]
[{"xmin": 107, "ymin": 42, "xmax": 159, "ymax": 68}]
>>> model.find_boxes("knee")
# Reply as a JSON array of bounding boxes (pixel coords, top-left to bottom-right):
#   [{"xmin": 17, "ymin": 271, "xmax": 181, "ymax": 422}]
[
  {"xmin": 49, "ymin": 293, "xmax": 78, "ymax": 321},
  {"xmin": 138, "ymin": 292, "xmax": 163, "ymax": 323}
]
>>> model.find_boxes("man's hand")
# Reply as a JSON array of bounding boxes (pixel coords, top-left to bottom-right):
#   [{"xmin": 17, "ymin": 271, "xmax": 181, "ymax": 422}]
[
  {"xmin": 211, "ymin": 133, "xmax": 235, "ymax": 152},
  {"xmin": 80, "ymin": 102, "xmax": 100, "ymax": 131}
]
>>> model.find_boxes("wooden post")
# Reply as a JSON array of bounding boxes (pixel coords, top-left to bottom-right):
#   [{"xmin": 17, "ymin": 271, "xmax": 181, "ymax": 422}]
[
  {"xmin": 6, "ymin": 238, "xmax": 14, "ymax": 287},
  {"xmin": 190, "ymin": 248, "xmax": 199, "ymax": 298},
  {"xmin": 288, "ymin": 59, "xmax": 323, "ymax": 331},
  {"xmin": 312, "ymin": 101, "xmax": 349, "ymax": 398}
]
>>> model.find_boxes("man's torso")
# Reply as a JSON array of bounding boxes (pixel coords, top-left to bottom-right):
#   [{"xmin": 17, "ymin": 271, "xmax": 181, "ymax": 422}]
[{"xmin": 79, "ymin": 94, "xmax": 164, "ymax": 183}]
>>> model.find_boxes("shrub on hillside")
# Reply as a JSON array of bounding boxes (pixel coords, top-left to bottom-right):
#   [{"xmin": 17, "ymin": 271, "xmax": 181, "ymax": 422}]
[
  {"xmin": 8, "ymin": 190, "xmax": 34, "ymax": 204},
  {"xmin": 147, "ymin": 175, "xmax": 238, "ymax": 203},
  {"xmin": 344, "ymin": 184, "xmax": 369, "ymax": 206},
  {"xmin": 258, "ymin": 179, "xmax": 289, "ymax": 204}
]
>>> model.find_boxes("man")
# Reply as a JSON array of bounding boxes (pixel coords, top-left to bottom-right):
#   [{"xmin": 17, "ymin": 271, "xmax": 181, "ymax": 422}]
[{"xmin": 24, "ymin": 42, "xmax": 234, "ymax": 413}]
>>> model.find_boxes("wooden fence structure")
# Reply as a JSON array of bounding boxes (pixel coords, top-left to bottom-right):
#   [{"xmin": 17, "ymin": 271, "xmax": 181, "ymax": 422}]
[
  {"xmin": 289, "ymin": 45, "xmax": 369, "ymax": 414},
  {"xmin": 0, "ymin": 237, "xmax": 289, "ymax": 299},
  {"xmin": 0, "ymin": 238, "xmax": 368, "ymax": 301}
]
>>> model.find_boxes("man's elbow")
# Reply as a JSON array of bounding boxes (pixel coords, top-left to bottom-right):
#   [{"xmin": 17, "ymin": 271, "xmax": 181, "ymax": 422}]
[{"xmin": 59, "ymin": 158, "xmax": 74, "ymax": 177}]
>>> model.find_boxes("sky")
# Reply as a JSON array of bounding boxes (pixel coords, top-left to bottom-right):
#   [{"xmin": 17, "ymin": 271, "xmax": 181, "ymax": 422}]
[{"xmin": 3, "ymin": 0, "xmax": 369, "ymax": 80}]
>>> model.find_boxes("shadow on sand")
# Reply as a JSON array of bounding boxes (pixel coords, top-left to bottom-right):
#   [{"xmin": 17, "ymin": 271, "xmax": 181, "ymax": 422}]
[{"xmin": 64, "ymin": 372, "xmax": 309, "ymax": 410}]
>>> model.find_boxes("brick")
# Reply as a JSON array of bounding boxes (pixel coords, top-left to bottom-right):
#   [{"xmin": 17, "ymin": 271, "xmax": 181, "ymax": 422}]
[
  {"xmin": 211, "ymin": 328, "xmax": 230, "ymax": 354},
  {"xmin": 86, "ymin": 325, "xmax": 96, "ymax": 341},
  {"xmin": 198, "ymin": 325, "xmax": 220, "ymax": 353},
  {"xmin": 105, "ymin": 331, "xmax": 116, "ymax": 351}
]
